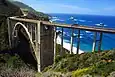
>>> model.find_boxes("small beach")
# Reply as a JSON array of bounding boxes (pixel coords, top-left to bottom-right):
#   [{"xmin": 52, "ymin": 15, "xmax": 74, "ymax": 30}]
[{"xmin": 56, "ymin": 36, "xmax": 84, "ymax": 54}]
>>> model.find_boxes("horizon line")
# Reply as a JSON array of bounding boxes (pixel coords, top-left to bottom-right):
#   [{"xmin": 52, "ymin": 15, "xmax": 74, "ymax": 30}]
[{"xmin": 43, "ymin": 12, "xmax": 115, "ymax": 17}]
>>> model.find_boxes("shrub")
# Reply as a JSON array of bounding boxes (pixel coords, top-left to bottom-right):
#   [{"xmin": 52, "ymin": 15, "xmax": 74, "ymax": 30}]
[
  {"xmin": 72, "ymin": 67, "xmax": 93, "ymax": 77},
  {"xmin": 43, "ymin": 49, "xmax": 115, "ymax": 77},
  {"xmin": 0, "ymin": 53, "xmax": 36, "ymax": 77},
  {"xmin": 72, "ymin": 61, "xmax": 115, "ymax": 77}
]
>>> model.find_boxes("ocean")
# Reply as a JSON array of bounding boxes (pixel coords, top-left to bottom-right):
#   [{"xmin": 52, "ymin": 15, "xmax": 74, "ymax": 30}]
[{"xmin": 48, "ymin": 13, "xmax": 115, "ymax": 53}]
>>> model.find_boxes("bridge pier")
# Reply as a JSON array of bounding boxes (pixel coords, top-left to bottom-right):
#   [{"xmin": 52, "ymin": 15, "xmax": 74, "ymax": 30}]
[
  {"xmin": 76, "ymin": 29, "xmax": 80, "ymax": 54},
  {"xmin": 70, "ymin": 28, "xmax": 74, "ymax": 54},
  {"xmin": 35, "ymin": 21, "xmax": 41, "ymax": 72},
  {"xmin": 61, "ymin": 27, "xmax": 64, "ymax": 56},
  {"xmin": 92, "ymin": 32, "xmax": 103, "ymax": 52},
  {"xmin": 98, "ymin": 32, "xmax": 103, "ymax": 52},
  {"xmin": 7, "ymin": 18, "xmax": 11, "ymax": 48},
  {"xmin": 54, "ymin": 27, "xmax": 57, "ymax": 61},
  {"xmin": 35, "ymin": 22, "xmax": 54, "ymax": 71},
  {"xmin": 92, "ymin": 32, "xmax": 97, "ymax": 52}
]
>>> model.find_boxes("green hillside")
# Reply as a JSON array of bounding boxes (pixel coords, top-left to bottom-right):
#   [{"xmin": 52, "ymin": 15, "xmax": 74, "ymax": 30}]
[
  {"xmin": 10, "ymin": 0, "xmax": 49, "ymax": 21},
  {"xmin": 11, "ymin": 1, "xmax": 35, "ymax": 11},
  {"xmin": 41, "ymin": 50, "xmax": 115, "ymax": 77}
]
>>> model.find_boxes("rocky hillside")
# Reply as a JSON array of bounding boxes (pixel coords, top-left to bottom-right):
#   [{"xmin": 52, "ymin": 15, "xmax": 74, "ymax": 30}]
[
  {"xmin": 0, "ymin": 0, "xmax": 49, "ymax": 51},
  {"xmin": 0, "ymin": 0, "xmax": 23, "ymax": 51},
  {"xmin": 11, "ymin": 0, "xmax": 49, "ymax": 21},
  {"xmin": 10, "ymin": 1, "xmax": 35, "ymax": 11},
  {"xmin": 0, "ymin": 53, "xmax": 36, "ymax": 77}
]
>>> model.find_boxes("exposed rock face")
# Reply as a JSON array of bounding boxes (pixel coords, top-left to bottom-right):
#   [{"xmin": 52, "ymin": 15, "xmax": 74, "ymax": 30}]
[
  {"xmin": 20, "ymin": 8, "xmax": 49, "ymax": 21},
  {"xmin": 0, "ymin": 0, "xmax": 23, "ymax": 51},
  {"xmin": 0, "ymin": 0, "xmax": 23, "ymax": 16},
  {"xmin": 24, "ymin": 11, "xmax": 49, "ymax": 21},
  {"xmin": 12, "ymin": 1, "xmax": 49, "ymax": 21}
]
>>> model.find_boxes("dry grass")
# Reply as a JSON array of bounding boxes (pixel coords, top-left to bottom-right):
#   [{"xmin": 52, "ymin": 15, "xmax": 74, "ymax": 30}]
[{"xmin": 0, "ymin": 53, "xmax": 36, "ymax": 77}]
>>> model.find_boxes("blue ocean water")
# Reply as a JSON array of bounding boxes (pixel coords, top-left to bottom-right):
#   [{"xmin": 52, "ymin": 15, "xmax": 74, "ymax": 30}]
[{"xmin": 49, "ymin": 13, "xmax": 115, "ymax": 52}]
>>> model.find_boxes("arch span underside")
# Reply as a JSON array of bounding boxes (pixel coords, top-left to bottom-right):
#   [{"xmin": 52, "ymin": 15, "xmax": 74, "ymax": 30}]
[{"xmin": 12, "ymin": 22, "xmax": 37, "ymax": 68}]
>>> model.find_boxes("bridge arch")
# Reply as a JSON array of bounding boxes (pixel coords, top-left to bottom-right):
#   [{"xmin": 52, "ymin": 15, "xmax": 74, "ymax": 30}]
[
  {"xmin": 12, "ymin": 22, "xmax": 36, "ymax": 60},
  {"xmin": 12, "ymin": 22, "xmax": 31, "ymax": 42}
]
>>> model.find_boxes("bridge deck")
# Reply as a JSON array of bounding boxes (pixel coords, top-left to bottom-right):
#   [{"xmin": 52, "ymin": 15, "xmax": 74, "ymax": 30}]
[
  {"xmin": 43, "ymin": 21, "xmax": 115, "ymax": 34},
  {"xmin": 9, "ymin": 17, "xmax": 115, "ymax": 34}
]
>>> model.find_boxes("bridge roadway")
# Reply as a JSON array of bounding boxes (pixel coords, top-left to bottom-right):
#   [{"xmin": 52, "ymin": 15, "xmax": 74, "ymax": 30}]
[{"xmin": 9, "ymin": 17, "xmax": 115, "ymax": 33}]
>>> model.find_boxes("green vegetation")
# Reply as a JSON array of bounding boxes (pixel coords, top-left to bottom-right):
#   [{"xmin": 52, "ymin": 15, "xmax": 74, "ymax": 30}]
[
  {"xmin": 0, "ymin": 53, "xmax": 36, "ymax": 77},
  {"xmin": 72, "ymin": 67, "xmax": 93, "ymax": 77},
  {"xmin": 2, "ymin": 50, "xmax": 115, "ymax": 77},
  {"xmin": 0, "ymin": 0, "xmax": 23, "ymax": 51},
  {"xmin": 0, "ymin": 16, "xmax": 9, "ymax": 51},
  {"xmin": 56, "ymin": 44, "xmax": 70, "ymax": 55},
  {"xmin": 72, "ymin": 61, "xmax": 115, "ymax": 77},
  {"xmin": 42, "ymin": 49, "xmax": 115, "ymax": 77},
  {"xmin": 1, "ymin": 46, "xmax": 115, "ymax": 77}
]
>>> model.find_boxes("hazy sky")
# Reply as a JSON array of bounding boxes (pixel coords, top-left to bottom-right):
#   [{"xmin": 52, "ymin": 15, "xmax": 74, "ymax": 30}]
[{"xmin": 15, "ymin": 0, "xmax": 115, "ymax": 16}]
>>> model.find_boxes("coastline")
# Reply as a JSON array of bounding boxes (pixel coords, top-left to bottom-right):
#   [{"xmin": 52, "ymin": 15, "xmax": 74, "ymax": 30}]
[{"xmin": 56, "ymin": 36, "xmax": 84, "ymax": 54}]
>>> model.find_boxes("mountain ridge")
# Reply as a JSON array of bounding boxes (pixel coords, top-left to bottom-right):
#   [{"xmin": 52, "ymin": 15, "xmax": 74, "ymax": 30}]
[{"xmin": 10, "ymin": 0, "xmax": 49, "ymax": 21}]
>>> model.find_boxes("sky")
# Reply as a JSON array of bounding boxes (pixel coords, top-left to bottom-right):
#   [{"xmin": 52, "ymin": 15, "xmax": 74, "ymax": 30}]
[{"xmin": 14, "ymin": 0, "xmax": 115, "ymax": 16}]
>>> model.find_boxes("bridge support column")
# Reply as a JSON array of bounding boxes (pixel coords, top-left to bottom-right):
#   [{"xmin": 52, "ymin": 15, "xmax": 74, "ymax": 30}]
[
  {"xmin": 76, "ymin": 29, "xmax": 80, "ymax": 54},
  {"xmin": 61, "ymin": 27, "xmax": 63, "ymax": 56},
  {"xmin": 54, "ymin": 27, "xmax": 57, "ymax": 60},
  {"xmin": 92, "ymin": 32, "xmax": 97, "ymax": 52},
  {"xmin": 35, "ymin": 22, "xmax": 54, "ymax": 72},
  {"xmin": 70, "ymin": 28, "xmax": 74, "ymax": 54},
  {"xmin": 30, "ymin": 25, "xmax": 33, "ymax": 39},
  {"xmin": 98, "ymin": 32, "xmax": 103, "ymax": 52},
  {"xmin": 92, "ymin": 32, "xmax": 103, "ymax": 52},
  {"xmin": 7, "ymin": 18, "xmax": 11, "ymax": 48},
  {"xmin": 36, "ymin": 21, "xmax": 41, "ymax": 72}
]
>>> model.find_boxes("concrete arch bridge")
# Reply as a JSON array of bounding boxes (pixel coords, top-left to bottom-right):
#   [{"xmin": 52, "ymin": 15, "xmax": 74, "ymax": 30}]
[{"xmin": 7, "ymin": 16, "xmax": 115, "ymax": 72}]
